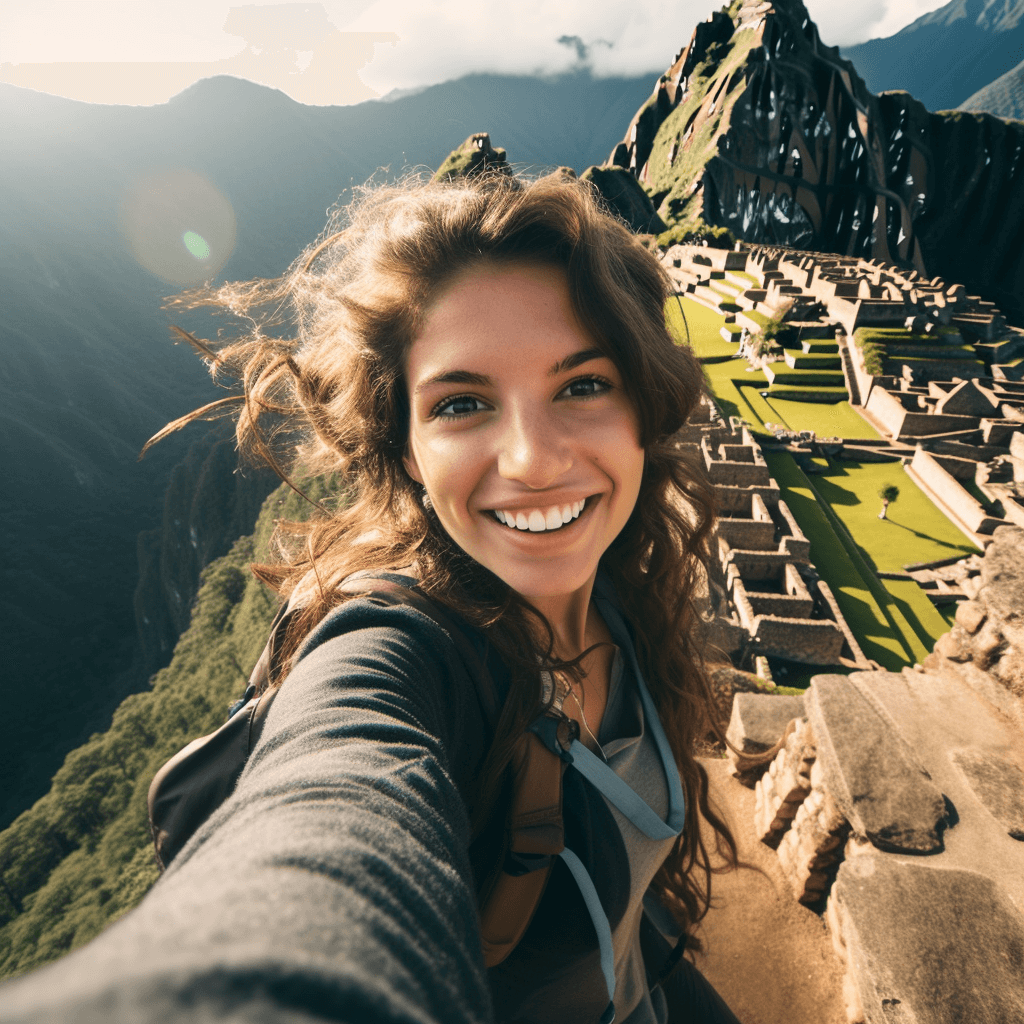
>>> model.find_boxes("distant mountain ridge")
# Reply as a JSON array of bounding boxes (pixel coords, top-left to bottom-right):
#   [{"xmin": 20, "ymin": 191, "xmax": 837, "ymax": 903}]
[
  {"xmin": 0, "ymin": 67, "xmax": 657, "ymax": 830},
  {"xmin": 959, "ymin": 55, "xmax": 1024, "ymax": 117},
  {"xmin": 840, "ymin": 0, "xmax": 1024, "ymax": 112}
]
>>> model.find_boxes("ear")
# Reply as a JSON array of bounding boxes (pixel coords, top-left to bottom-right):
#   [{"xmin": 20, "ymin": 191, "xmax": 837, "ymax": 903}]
[{"xmin": 403, "ymin": 446, "xmax": 424, "ymax": 485}]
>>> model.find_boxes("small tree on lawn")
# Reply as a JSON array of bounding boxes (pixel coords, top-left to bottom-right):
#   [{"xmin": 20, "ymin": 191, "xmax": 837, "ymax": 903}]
[{"xmin": 877, "ymin": 483, "xmax": 900, "ymax": 520}]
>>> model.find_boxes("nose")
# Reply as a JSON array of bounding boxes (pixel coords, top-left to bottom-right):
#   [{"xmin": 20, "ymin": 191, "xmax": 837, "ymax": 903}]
[{"xmin": 496, "ymin": 404, "xmax": 573, "ymax": 489}]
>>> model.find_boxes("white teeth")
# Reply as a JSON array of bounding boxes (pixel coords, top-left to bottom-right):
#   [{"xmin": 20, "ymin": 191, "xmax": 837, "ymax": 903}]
[{"xmin": 494, "ymin": 499, "xmax": 589, "ymax": 532}]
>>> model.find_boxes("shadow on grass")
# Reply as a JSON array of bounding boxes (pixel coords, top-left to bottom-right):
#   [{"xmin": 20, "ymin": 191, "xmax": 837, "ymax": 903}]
[
  {"xmin": 883, "ymin": 519, "xmax": 975, "ymax": 553},
  {"xmin": 884, "ymin": 582, "xmax": 949, "ymax": 652},
  {"xmin": 814, "ymin": 476, "xmax": 862, "ymax": 507}
]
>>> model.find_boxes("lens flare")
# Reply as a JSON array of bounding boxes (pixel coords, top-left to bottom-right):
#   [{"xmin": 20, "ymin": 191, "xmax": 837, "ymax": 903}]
[
  {"xmin": 118, "ymin": 169, "xmax": 236, "ymax": 285},
  {"xmin": 182, "ymin": 230, "xmax": 211, "ymax": 261}
]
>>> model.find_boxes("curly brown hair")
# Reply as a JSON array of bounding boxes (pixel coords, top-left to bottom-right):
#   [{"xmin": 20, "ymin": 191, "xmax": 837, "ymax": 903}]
[{"xmin": 151, "ymin": 169, "xmax": 737, "ymax": 943}]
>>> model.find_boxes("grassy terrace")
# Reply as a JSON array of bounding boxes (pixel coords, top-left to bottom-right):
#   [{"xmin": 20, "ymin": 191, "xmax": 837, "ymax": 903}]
[
  {"xmin": 666, "ymin": 295, "xmax": 738, "ymax": 360},
  {"xmin": 666, "ymin": 297, "xmax": 968, "ymax": 664},
  {"xmin": 763, "ymin": 452, "xmax": 912, "ymax": 669},
  {"xmin": 809, "ymin": 459, "xmax": 977, "ymax": 656}
]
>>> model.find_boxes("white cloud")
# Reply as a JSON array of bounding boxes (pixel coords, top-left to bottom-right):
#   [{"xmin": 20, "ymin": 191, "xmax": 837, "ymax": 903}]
[
  {"xmin": 807, "ymin": 0, "xmax": 949, "ymax": 46},
  {"xmin": 0, "ymin": 0, "xmax": 954, "ymax": 105}
]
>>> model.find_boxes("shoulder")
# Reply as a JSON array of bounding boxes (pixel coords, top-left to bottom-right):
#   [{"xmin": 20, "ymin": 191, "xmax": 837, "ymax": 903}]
[
  {"xmin": 296, "ymin": 588, "xmax": 466, "ymax": 664},
  {"xmin": 283, "ymin": 592, "xmax": 490, "ymax": 793}
]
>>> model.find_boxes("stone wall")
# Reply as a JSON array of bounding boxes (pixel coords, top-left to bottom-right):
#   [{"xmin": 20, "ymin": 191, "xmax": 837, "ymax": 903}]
[
  {"xmin": 865, "ymin": 386, "xmax": 982, "ymax": 439},
  {"xmin": 702, "ymin": 435, "xmax": 772, "ymax": 487},
  {"xmin": 907, "ymin": 448, "xmax": 1005, "ymax": 536},
  {"xmin": 724, "ymin": 526, "xmax": 1024, "ymax": 1024}
]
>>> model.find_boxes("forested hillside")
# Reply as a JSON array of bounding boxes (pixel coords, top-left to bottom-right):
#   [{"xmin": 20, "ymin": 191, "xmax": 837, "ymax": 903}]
[{"xmin": 0, "ymin": 480, "xmax": 324, "ymax": 980}]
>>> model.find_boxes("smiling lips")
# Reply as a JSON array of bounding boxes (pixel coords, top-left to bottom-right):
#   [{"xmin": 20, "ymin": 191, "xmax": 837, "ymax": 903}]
[{"xmin": 492, "ymin": 498, "xmax": 588, "ymax": 533}]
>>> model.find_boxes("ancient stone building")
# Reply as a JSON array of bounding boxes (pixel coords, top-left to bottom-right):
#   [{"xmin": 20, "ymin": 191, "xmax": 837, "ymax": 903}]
[{"xmin": 677, "ymin": 398, "xmax": 868, "ymax": 673}]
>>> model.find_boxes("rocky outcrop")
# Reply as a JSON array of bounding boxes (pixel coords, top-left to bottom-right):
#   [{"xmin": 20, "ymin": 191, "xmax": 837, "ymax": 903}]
[
  {"xmin": 433, "ymin": 132, "xmax": 511, "ymax": 181},
  {"xmin": 725, "ymin": 525, "xmax": 1024, "ymax": 1023},
  {"xmin": 610, "ymin": 0, "xmax": 1024, "ymax": 322},
  {"xmin": 578, "ymin": 165, "xmax": 667, "ymax": 234}
]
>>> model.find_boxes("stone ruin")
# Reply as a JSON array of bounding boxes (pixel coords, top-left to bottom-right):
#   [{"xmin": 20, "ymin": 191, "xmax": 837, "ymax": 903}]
[
  {"xmin": 677, "ymin": 397, "xmax": 870, "ymax": 678},
  {"xmin": 724, "ymin": 525, "xmax": 1024, "ymax": 1024},
  {"xmin": 663, "ymin": 240, "xmax": 1024, "ymax": 552}
]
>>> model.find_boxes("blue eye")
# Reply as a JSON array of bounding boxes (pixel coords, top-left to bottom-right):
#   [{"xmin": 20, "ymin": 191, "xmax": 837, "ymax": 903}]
[{"xmin": 433, "ymin": 395, "xmax": 486, "ymax": 419}]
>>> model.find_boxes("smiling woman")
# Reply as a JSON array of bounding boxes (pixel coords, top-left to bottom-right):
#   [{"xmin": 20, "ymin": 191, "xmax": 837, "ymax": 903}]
[{"xmin": 0, "ymin": 172, "xmax": 743, "ymax": 1024}]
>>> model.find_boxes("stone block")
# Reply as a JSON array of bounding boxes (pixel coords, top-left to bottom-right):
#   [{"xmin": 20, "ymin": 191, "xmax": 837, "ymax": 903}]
[
  {"xmin": 954, "ymin": 599, "xmax": 986, "ymax": 635},
  {"xmin": 726, "ymin": 691, "xmax": 805, "ymax": 756},
  {"xmin": 950, "ymin": 748, "xmax": 1024, "ymax": 839},
  {"xmin": 835, "ymin": 857, "xmax": 1024, "ymax": 1024},
  {"xmin": 805, "ymin": 675, "xmax": 948, "ymax": 853}
]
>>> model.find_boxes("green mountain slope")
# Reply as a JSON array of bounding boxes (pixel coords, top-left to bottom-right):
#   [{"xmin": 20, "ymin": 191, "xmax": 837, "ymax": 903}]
[{"xmin": 0, "ymin": 480, "xmax": 324, "ymax": 981}]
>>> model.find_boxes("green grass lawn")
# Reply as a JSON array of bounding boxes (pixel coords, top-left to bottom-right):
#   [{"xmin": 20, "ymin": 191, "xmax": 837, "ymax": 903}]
[
  {"xmin": 736, "ymin": 387, "xmax": 780, "ymax": 431},
  {"xmin": 763, "ymin": 452, "xmax": 912, "ymax": 670},
  {"xmin": 757, "ymin": 398, "xmax": 881, "ymax": 439},
  {"xmin": 665, "ymin": 296, "xmax": 736, "ymax": 360},
  {"xmin": 881, "ymin": 578, "xmax": 953, "ymax": 659},
  {"xmin": 702, "ymin": 360, "xmax": 769, "ymax": 429},
  {"xmin": 810, "ymin": 460, "xmax": 979, "ymax": 572}
]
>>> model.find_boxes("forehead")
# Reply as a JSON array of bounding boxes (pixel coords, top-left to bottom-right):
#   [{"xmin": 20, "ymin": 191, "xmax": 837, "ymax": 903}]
[{"xmin": 406, "ymin": 261, "xmax": 602, "ymax": 378}]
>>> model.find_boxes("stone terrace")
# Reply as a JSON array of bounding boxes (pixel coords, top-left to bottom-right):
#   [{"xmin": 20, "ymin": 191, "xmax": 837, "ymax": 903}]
[
  {"xmin": 663, "ymin": 242, "xmax": 1024, "ymax": 547},
  {"xmin": 725, "ymin": 526, "xmax": 1024, "ymax": 1024},
  {"xmin": 677, "ymin": 398, "xmax": 868, "ymax": 671}
]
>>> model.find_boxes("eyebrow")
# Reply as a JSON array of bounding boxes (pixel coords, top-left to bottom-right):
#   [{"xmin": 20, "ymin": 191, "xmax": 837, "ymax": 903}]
[{"xmin": 413, "ymin": 348, "xmax": 607, "ymax": 395}]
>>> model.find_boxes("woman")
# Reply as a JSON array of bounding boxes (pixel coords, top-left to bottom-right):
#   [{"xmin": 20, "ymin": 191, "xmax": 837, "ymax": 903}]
[{"xmin": 0, "ymin": 171, "xmax": 740, "ymax": 1022}]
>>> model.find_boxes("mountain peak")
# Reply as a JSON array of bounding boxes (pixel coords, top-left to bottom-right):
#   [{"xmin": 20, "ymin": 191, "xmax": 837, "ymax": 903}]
[{"xmin": 610, "ymin": 0, "xmax": 1024, "ymax": 320}]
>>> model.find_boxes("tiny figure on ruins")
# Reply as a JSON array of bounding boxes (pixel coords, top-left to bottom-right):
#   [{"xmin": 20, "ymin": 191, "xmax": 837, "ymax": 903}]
[{"xmin": 877, "ymin": 483, "xmax": 900, "ymax": 520}]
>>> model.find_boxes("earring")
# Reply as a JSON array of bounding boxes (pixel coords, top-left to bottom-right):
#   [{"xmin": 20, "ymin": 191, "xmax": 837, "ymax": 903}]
[{"xmin": 421, "ymin": 487, "xmax": 433, "ymax": 511}]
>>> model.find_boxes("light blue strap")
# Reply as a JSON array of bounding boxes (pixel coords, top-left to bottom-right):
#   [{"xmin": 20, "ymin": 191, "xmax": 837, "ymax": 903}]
[
  {"xmin": 567, "ymin": 740, "xmax": 678, "ymax": 840},
  {"xmin": 591, "ymin": 582, "xmax": 686, "ymax": 833},
  {"xmin": 559, "ymin": 848, "xmax": 616, "ymax": 1024}
]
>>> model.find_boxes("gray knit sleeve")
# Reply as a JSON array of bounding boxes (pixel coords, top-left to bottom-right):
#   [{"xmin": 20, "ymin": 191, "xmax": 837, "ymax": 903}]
[{"xmin": 0, "ymin": 600, "xmax": 494, "ymax": 1024}]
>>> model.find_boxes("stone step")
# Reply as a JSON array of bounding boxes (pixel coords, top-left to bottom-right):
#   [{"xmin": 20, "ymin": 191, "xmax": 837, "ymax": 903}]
[
  {"xmin": 736, "ymin": 309, "xmax": 772, "ymax": 333},
  {"xmin": 720, "ymin": 324, "xmax": 744, "ymax": 343},
  {"xmin": 785, "ymin": 352, "xmax": 842, "ymax": 370},
  {"xmin": 802, "ymin": 341, "xmax": 839, "ymax": 354},
  {"xmin": 766, "ymin": 384, "xmax": 849, "ymax": 402},
  {"xmin": 764, "ymin": 365, "xmax": 847, "ymax": 387},
  {"xmin": 726, "ymin": 269, "xmax": 765, "ymax": 289}
]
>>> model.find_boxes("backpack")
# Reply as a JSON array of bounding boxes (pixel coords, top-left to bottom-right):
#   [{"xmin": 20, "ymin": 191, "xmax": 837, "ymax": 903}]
[{"xmin": 147, "ymin": 573, "xmax": 688, "ymax": 1018}]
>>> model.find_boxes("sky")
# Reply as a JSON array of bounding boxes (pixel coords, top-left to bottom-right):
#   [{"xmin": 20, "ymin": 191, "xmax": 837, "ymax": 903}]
[{"xmin": 0, "ymin": 0, "xmax": 951, "ymax": 107}]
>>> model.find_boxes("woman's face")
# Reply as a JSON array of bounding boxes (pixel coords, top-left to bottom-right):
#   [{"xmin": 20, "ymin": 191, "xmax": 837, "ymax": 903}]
[{"xmin": 403, "ymin": 261, "xmax": 644, "ymax": 604}]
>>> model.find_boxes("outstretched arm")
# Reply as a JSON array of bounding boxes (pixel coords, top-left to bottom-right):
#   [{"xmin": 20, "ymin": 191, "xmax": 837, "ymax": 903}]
[{"xmin": 0, "ymin": 600, "xmax": 493, "ymax": 1024}]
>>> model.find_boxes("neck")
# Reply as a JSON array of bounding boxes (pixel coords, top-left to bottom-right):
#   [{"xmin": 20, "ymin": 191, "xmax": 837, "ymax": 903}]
[{"xmin": 524, "ymin": 567, "xmax": 599, "ymax": 660}]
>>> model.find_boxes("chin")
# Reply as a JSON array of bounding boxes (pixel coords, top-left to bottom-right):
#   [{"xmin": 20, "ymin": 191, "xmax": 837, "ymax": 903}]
[{"xmin": 486, "ymin": 559, "xmax": 597, "ymax": 605}]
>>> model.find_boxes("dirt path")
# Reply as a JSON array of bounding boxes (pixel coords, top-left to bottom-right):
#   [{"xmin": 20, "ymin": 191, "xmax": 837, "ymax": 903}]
[{"xmin": 689, "ymin": 758, "xmax": 847, "ymax": 1024}]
